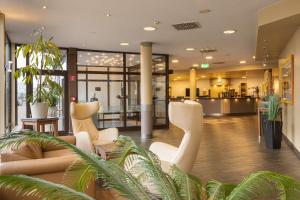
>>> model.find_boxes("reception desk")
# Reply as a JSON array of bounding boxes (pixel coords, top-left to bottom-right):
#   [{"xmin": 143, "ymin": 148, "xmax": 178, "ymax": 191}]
[{"xmin": 197, "ymin": 97, "xmax": 257, "ymax": 116}]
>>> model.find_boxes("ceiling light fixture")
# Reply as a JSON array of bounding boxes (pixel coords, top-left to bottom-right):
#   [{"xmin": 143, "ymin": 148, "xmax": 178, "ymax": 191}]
[
  {"xmin": 144, "ymin": 26, "xmax": 157, "ymax": 31},
  {"xmin": 193, "ymin": 64, "xmax": 199, "ymax": 67},
  {"xmin": 242, "ymin": 76, "xmax": 247, "ymax": 79},
  {"xmin": 252, "ymin": 56, "xmax": 256, "ymax": 59},
  {"xmin": 205, "ymin": 55, "xmax": 213, "ymax": 60},
  {"xmin": 106, "ymin": 13, "xmax": 111, "ymax": 17},
  {"xmin": 223, "ymin": 30, "xmax": 236, "ymax": 35},
  {"xmin": 43, "ymin": 5, "xmax": 47, "ymax": 9},
  {"xmin": 199, "ymin": 9, "xmax": 211, "ymax": 14},
  {"xmin": 120, "ymin": 42, "xmax": 129, "ymax": 46},
  {"xmin": 240, "ymin": 60, "xmax": 247, "ymax": 64},
  {"xmin": 172, "ymin": 59, "xmax": 179, "ymax": 63},
  {"xmin": 186, "ymin": 48, "xmax": 195, "ymax": 51},
  {"xmin": 201, "ymin": 75, "xmax": 206, "ymax": 78}
]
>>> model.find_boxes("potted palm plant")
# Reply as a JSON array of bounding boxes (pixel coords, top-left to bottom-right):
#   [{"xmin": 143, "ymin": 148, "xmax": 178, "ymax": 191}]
[
  {"xmin": 1, "ymin": 132, "xmax": 300, "ymax": 200},
  {"xmin": 262, "ymin": 94, "xmax": 282, "ymax": 149},
  {"xmin": 14, "ymin": 35, "xmax": 63, "ymax": 118}
]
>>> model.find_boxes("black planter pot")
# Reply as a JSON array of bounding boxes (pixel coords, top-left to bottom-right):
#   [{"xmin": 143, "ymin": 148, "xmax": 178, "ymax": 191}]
[{"xmin": 262, "ymin": 115, "xmax": 283, "ymax": 149}]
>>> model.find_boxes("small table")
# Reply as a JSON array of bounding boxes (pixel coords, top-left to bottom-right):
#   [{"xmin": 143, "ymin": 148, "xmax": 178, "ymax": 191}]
[
  {"xmin": 95, "ymin": 143, "xmax": 118, "ymax": 160},
  {"xmin": 21, "ymin": 117, "xmax": 59, "ymax": 136}
]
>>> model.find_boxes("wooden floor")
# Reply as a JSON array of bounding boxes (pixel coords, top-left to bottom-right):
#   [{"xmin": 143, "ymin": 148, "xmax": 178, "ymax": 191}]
[{"xmin": 122, "ymin": 115, "xmax": 300, "ymax": 184}]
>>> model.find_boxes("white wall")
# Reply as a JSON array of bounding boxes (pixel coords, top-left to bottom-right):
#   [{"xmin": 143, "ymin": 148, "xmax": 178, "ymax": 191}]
[{"xmin": 280, "ymin": 27, "xmax": 300, "ymax": 151}]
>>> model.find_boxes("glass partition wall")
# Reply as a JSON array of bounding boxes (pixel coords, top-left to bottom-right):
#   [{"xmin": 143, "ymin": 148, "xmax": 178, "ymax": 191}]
[{"xmin": 77, "ymin": 50, "xmax": 169, "ymax": 130}]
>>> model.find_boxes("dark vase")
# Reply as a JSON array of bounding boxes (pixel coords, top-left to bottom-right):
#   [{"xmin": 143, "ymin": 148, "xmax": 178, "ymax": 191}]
[{"xmin": 262, "ymin": 115, "xmax": 283, "ymax": 149}]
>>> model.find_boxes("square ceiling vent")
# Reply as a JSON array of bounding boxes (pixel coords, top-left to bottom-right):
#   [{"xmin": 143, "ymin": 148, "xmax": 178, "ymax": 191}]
[{"xmin": 172, "ymin": 22, "xmax": 201, "ymax": 31}]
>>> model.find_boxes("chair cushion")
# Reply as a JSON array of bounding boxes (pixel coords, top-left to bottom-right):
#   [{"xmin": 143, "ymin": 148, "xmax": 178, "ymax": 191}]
[
  {"xmin": 12, "ymin": 143, "xmax": 43, "ymax": 160},
  {"xmin": 1, "ymin": 153, "xmax": 32, "ymax": 162},
  {"xmin": 43, "ymin": 149, "xmax": 74, "ymax": 158},
  {"xmin": 74, "ymin": 131, "xmax": 95, "ymax": 153}
]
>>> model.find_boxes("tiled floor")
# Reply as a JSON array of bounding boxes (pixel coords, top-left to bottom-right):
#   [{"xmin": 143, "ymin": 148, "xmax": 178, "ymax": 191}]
[{"xmin": 122, "ymin": 115, "xmax": 300, "ymax": 184}]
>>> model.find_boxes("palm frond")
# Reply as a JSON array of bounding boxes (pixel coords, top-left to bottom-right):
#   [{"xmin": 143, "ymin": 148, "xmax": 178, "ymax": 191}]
[
  {"xmin": 63, "ymin": 159, "xmax": 97, "ymax": 192},
  {"xmin": 0, "ymin": 175, "xmax": 93, "ymax": 200},
  {"xmin": 171, "ymin": 165, "xmax": 202, "ymax": 200},
  {"xmin": 0, "ymin": 131, "xmax": 152, "ymax": 200},
  {"xmin": 114, "ymin": 136, "xmax": 181, "ymax": 200},
  {"xmin": 205, "ymin": 180, "xmax": 236, "ymax": 200},
  {"xmin": 227, "ymin": 171, "xmax": 300, "ymax": 200}
]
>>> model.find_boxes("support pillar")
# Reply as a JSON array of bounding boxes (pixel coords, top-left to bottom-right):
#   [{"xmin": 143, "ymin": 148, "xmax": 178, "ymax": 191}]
[
  {"xmin": 0, "ymin": 12, "xmax": 5, "ymax": 136},
  {"xmin": 189, "ymin": 68, "xmax": 197, "ymax": 100},
  {"xmin": 140, "ymin": 42, "xmax": 153, "ymax": 139}
]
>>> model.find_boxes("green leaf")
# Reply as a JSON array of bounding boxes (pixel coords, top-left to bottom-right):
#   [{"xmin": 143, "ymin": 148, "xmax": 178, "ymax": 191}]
[
  {"xmin": 0, "ymin": 175, "xmax": 93, "ymax": 200},
  {"xmin": 206, "ymin": 180, "xmax": 236, "ymax": 200}
]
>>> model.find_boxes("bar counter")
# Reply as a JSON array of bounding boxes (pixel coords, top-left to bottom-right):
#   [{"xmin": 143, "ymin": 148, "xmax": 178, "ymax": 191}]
[{"xmin": 171, "ymin": 97, "xmax": 258, "ymax": 116}]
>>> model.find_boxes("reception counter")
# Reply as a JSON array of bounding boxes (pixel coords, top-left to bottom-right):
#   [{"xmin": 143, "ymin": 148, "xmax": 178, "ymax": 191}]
[
  {"xmin": 198, "ymin": 98, "xmax": 257, "ymax": 116},
  {"xmin": 171, "ymin": 97, "xmax": 258, "ymax": 116}
]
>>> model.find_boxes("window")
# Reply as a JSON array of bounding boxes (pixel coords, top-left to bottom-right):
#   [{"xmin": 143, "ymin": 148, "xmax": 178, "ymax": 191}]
[{"xmin": 77, "ymin": 50, "xmax": 169, "ymax": 129}]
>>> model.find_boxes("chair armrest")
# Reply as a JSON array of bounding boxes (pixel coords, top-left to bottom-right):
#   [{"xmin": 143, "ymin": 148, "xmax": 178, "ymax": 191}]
[
  {"xmin": 0, "ymin": 155, "xmax": 77, "ymax": 176},
  {"xmin": 149, "ymin": 142, "xmax": 178, "ymax": 163},
  {"xmin": 95, "ymin": 128, "xmax": 119, "ymax": 145},
  {"xmin": 43, "ymin": 136, "xmax": 76, "ymax": 152}
]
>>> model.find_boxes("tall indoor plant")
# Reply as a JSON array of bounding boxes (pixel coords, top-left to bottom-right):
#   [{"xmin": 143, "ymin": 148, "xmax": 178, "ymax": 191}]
[
  {"xmin": 263, "ymin": 94, "xmax": 282, "ymax": 149},
  {"xmin": 14, "ymin": 35, "xmax": 63, "ymax": 118},
  {"xmin": 0, "ymin": 132, "xmax": 300, "ymax": 200}
]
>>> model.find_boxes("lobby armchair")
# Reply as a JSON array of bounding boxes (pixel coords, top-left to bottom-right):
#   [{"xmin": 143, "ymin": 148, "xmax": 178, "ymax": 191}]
[
  {"xmin": 70, "ymin": 102, "xmax": 119, "ymax": 146},
  {"xmin": 149, "ymin": 100, "xmax": 203, "ymax": 172}
]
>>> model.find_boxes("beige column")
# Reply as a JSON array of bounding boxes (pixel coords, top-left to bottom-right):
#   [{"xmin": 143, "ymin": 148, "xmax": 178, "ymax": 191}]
[
  {"xmin": 0, "ymin": 12, "xmax": 5, "ymax": 136},
  {"xmin": 140, "ymin": 42, "xmax": 153, "ymax": 139},
  {"xmin": 189, "ymin": 68, "xmax": 197, "ymax": 100}
]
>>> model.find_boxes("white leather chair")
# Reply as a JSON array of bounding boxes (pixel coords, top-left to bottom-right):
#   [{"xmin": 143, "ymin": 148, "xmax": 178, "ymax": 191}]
[
  {"xmin": 149, "ymin": 100, "xmax": 203, "ymax": 172},
  {"xmin": 70, "ymin": 102, "xmax": 119, "ymax": 146}
]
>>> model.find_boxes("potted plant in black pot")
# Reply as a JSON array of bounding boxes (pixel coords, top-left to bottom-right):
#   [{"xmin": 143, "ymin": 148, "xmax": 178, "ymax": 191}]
[{"xmin": 262, "ymin": 94, "xmax": 282, "ymax": 149}]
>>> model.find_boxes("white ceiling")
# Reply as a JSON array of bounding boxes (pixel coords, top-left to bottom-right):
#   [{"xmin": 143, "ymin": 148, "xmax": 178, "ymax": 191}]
[{"xmin": 1, "ymin": 0, "xmax": 279, "ymax": 70}]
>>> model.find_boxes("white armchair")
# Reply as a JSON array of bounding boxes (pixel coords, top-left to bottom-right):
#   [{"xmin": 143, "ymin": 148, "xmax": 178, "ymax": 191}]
[
  {"xmin": 149, "ymin": 100, "xmax": 203, "ymax": 172},
  {"xmin": 70, "ymin": 102, "xmax": 119, "ymax": 146}
]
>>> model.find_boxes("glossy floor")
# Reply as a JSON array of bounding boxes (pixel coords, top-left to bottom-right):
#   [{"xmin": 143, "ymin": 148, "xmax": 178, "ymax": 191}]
[{"xmin": 122, "ymin": 115, "xmax": 300, "ymax": 183}]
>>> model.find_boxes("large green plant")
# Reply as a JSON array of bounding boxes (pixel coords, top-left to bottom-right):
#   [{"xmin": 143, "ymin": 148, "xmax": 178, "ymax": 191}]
[
  {"xmin": 14, "ymin": 35, "xmax": 63, "ymax": 104},
  {"xmin": 266, "ymin": 94, "xmax": 281, "ymax": 121},
  {"xmin": 0, "ymin": 131, "xmax": 300, "ymax": 200}
]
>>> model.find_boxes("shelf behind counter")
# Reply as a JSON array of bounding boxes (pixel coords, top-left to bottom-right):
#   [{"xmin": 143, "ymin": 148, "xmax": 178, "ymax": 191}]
[{"xmin": 170, "ymin": 97, "xmax": 258, "ymax": 116}]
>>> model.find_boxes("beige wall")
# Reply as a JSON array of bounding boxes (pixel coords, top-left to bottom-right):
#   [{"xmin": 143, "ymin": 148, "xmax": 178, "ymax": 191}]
[
  {"xmin": 170, "ymin": 79, "xmax": 210, "ymax": 97},
  {"xmin": 0, "ymin": 13, "xmax": 5, "ymax": 136},
  {"xmin": 170, "ymin": 76, "xmax": 266, "ymax": 97},
  {"xmin": 280, "ymin": 27, "xmax": 300, "ymax": 151}
]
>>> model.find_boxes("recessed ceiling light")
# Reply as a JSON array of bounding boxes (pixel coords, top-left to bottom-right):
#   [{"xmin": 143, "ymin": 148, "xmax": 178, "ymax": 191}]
[
  {"xmin": 252, "ymin": 56, "xmax": 256, "ymax": 59},
  {"xmin": 240, "ymin": 60, "xmax": 247, "ymax": 64},
  {"xmin": 144, "ymin": 26, "xmax": 157, "ymax": 31},
  {"xmin": 242, "ymin": 76, "xmax": 247, "ymax": 79},
  {"xmin": 201, "ymin": 75, "xmax": 206, "ymax": 78},
  {"xmin": 120, "ymin": 42, "xmax": 129, "ymax": 46},
  {"xmin": 106, "ymin": 13, "xmax": 111, "ymax": 17},
  {"xmin": 199, "ymin": 9, "xmax": 211, "ymax": 14},
  {"xmin": 172, "ymin": 59, "xmax": 179, "ymax": 63},
  {"xmin": 263, "ymin": 63, "xmax": 267, "ymax": 67},
  {"xmin": 205, "ymin": 56, "xmax": 213, "ymax": 60},
  {"xmin": 87, "ymin": 52, "xmax": 91, "ymax": 56},
  {"xmin": 223, "ymin": 30, "xmax": 237, "ymax": 35},
  {"xmin": 186, "ymin": 48, "xmax": 195, "ymax": 51},
  {"xmin": 43, "ymin": 5, "xmax": 47, "ymax": 9},
  {"xmin": 193, "ymin": 64, "xmax": 199, "ymax": 67}
]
